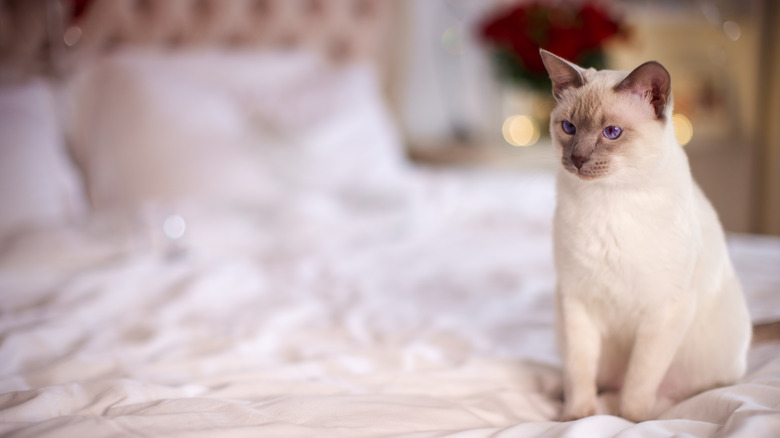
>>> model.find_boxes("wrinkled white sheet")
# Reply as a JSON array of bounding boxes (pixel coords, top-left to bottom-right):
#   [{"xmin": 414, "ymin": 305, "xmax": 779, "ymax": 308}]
[{"xmin": 1, "ymin": 166, "xmax": 780, "ymax": 438}]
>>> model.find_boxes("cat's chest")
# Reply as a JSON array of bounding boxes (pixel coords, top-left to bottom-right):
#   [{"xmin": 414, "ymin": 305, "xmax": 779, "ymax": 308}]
[
  {"xmin": 559, "ymin": 205, "xmax": 648, "ymax": 270},
  {"xmin": 554, "ymin": 184, "xmax": 694, "ymax": 282}
]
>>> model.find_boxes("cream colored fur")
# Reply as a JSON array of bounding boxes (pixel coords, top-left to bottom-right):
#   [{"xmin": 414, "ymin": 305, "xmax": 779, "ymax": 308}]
[{"xmin": 540, "ymin": 50, "xmax": 752, "ymax": 422}]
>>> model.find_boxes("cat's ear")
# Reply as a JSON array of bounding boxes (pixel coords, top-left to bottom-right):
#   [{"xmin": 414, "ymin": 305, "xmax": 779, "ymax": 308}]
[
  {"xmin": 614, "ymin": 61, "xmax": 671, "ymax": 120},
  {"xmin": 539, "ymin": 49, "xmax": 585, "ymax": 100}
]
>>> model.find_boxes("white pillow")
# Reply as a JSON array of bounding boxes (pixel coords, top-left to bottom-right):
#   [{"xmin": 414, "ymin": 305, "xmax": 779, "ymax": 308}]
[
  {"xmin": 65, "ymin": 51, "xmax": 277, "ymax": 210},
  {"xmin": 0, "ymin": 79, "xmax": 86, "ymax": 239},
  {"xmin": 64, "ymin": 49, "xmax": 407, "ymax": 210}
]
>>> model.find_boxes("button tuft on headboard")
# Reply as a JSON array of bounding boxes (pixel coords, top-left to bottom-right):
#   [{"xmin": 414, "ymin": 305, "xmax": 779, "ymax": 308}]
[
  {"xmin": 102, "ymin": 34, "xmax": 125, "ymax": 53},
  {"xmin": 277, "ymin": 32, "xmax": 301, "ymax": 50},
  {"xmin": 353, "ymin": 0, "xmax": 377, "ymax": 19},
  {"xmin": 166, "ymin": 33, "xmax": 185, "ymax": 49},
  {"xmin": 194, "ymin": 0, "xmax": 212, "ymax": 20},
  {"xmin": 327, "ymin": 36, "xmax": 353, "ymax": 63},
  {"xmin": 224, "ymin": 32, "xmax": 248, "ymax": 47},
  {"xmin": 135, "ymin": 0, "xmax": 152, "ymax": 17},
  {"xmin": 252, "ymin": 0, "xmax": 272, "ymax": 17},
  {"xmin": 0, "ymin": 0, "xmax": 396, "ymax": 77},
  {"xmin": 306, "ymin": 0, "xmax": 324, "ymax": 17}
]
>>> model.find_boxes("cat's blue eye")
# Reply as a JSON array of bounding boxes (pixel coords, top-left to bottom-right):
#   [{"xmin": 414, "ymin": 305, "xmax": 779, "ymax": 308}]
[
  {"xmin": 603, "ymin": 126, "xmax": 622, "ymax": 140},
  {"xmin": 562, "ymin": 120, "xmax": 576, "ymax": 135}
]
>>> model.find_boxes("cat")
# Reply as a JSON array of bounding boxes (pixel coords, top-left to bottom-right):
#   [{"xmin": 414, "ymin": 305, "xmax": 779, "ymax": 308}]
[{"xmin": 539, "ymin": 49, "xmax": 752, "ymax": 422}]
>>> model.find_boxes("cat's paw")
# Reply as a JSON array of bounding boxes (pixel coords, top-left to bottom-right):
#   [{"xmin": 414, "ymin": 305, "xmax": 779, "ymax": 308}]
[
  {"xmin": 559, "ymin": 402, "xmax": 597, "ymax": 422},
  {"xmin": 619, "ymin": 397, "xmax": 655, "ymax": 423},
  {"xmin": 620, "ymin": 395, "xmax": 676, "ymax": 422}
]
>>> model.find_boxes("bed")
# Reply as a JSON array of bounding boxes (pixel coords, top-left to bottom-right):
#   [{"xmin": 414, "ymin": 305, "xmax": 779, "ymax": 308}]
[{"xmin": 1, "ymin": 1, "xmax": 780, "ymax": 437}]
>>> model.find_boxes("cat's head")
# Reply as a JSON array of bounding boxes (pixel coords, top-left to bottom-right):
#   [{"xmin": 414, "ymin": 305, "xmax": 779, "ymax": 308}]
[{"xmin": 540, "ymin": 49, "xmax": 674, "ymax": 182}]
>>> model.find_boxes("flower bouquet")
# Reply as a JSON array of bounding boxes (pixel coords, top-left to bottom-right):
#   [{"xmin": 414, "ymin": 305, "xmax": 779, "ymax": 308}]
[{"xmin": 479, "ymin": 1, "xmax": 625, "ymax": 92}]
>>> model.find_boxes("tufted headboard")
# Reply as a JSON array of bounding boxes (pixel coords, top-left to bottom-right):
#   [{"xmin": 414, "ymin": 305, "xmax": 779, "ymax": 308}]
[{"xmin": 0, "ymin": 0, "xmax": 397, "ymax": 80}]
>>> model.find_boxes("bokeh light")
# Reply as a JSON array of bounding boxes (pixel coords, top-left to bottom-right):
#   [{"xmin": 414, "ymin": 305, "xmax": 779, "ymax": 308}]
[
  {"xmin": 723, "ymin": 21, "xmax": 741, "ymax": 41},
  {"xmin": 163, "ymin": 214, "xmax": 187, "ymax": 240},
  {"xmin": 502, "ymin": 115, "xmax": 540, "ymax": 147},
  {"xmin": 441, "ymin": 27, "xmax": 463, "ymax": 55},
  {"xmin": 673, "ymin": 113, "xmax": 693, "ymax": 146}
]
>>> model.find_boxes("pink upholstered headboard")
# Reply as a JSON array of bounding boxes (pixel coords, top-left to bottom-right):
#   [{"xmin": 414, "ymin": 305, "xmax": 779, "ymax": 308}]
[{"xmin": 0, "ymin": 0, "xmax": 396, "ymax": 79}]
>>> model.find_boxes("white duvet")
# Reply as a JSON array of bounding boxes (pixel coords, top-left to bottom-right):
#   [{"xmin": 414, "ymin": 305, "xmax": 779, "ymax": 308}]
[
  {"xmin": 2, "ymin": 168, "xmax": 780, "ymax": 437},
  {"xmin": 1, "ymin": 51, "xmax": 780, "ymax": 438}
]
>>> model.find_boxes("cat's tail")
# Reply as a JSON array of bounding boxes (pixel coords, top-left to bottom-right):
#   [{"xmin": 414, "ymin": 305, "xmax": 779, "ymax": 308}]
[{"xmin": 752, "ymin": 321, "xmax": 780, "ymax": 344}]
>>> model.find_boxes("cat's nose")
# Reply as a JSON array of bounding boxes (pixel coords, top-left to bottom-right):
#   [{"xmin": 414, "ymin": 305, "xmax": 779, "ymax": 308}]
[{"xmin": 571, "ymin": 154, "xmax": 588, "ymax": 169}]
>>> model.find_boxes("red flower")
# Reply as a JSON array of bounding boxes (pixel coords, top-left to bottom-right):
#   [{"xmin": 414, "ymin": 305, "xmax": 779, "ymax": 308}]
[
  {"xmin": 67, "ymin": 0, "xmax": 92, "ymax": 22},
  {"xmin": 479, "ymin": 1, "xmax": 624, "ymax": 79}
]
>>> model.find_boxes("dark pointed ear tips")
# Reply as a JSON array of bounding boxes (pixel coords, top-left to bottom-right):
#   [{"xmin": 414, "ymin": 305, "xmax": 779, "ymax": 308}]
[
  {"xmin": 539, "ymin": 50, "xmax": 585, "ymax": 100},
  {"xmin": 615, "ymin": 60, "xmax": 672, "ymax": 119},
  {"xmin": 538, "ymin": 49, "xmax": 567, "ymax": 72},
  {"xmin": 615, "ymin": 61, "xmax": 671, "ymax": 95},
  {"xmin": 629, "ymin": 61, "xmax": 670, "ymax": 88}
]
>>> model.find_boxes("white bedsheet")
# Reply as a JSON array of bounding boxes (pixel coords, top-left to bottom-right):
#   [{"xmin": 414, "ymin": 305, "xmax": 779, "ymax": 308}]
[{"xmin": 1, "ymin": 165, "xmax": 780, "ymax": 438}]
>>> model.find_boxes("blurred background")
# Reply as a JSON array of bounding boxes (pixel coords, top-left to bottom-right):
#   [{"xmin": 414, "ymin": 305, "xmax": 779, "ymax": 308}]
[
  {"xmin": 1, "ymin": 0, "xmax": 778, "ymax": 235},
  {"xmin": 392, "ymin": 0, "xmax": 779, "ymax": 236}
]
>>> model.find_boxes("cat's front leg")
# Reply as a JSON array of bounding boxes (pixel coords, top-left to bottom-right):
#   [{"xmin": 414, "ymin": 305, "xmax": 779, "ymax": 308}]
[
  {"xmin": 559, "ymin": 296, "xmax": 601, "ymax": 421},
  {"xmin": 619, "ymin": 304, "xmax": 694, "ymax": 422}
]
